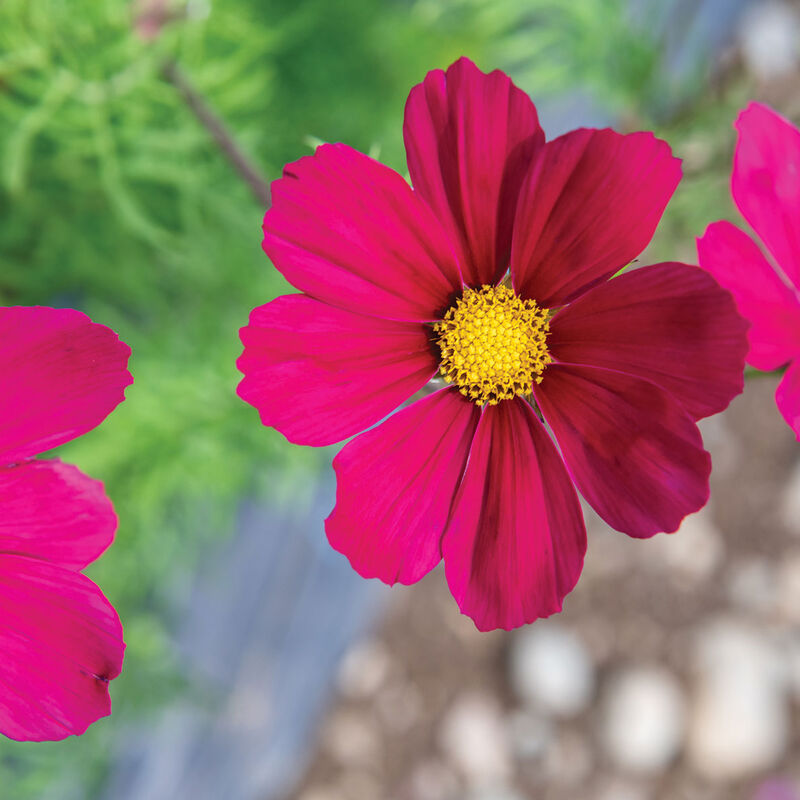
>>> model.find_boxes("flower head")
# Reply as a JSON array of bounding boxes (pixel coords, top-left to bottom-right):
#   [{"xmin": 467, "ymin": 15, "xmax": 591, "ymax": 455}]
[
  {"xmin": 238, "ymin": 58, "xmax": 748, "ymax": 631},
  {"xmin": 0, "ymin": 306, "xmax": 131, "ymax": 740},
  {"xmin": 698, "ymin": 102, "xmax": 800, "ymax": 438}
]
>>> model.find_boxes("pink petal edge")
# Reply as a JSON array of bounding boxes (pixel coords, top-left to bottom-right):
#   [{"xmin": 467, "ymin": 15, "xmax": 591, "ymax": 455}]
[
  {"xmin": 404, "ymin": 56, "xmax": 544, "ymax": 287},
  {"xmin": 733, "ymin": 102, "xmax": 800, "ymax": 290},
  {"xmin": 697, "ymin": 220, "xmax": 800, "ymax": 371},
  {"xmin": 534, "ymin": 364, "xmax": 711, "ymax": 537},
  {"xmin": 0, "ymin": 554, "xmax": 124, "ymax": 741},
  {"xmin": 548, "ymin": 262, "xmax": 749, "ymax": 420},
  {"xmin": 237, "ymin": 294, "xmax": 439, "ymax": 446},
  {"xmin": 776, "ymin": 359, "xmax": 800, "ymax": 441},
  {"xmin": 0, "ymin": 459, "xmax": 117, "ymax": 571},
  {"xmin": 442, "ymin": 398, "xmax": 587, "ymax": 632},
  {"xmin": 0, "ymin": 306, "xmax": 132, "ymax": 465},
  {"xmin": 262, "ymin": 143, "xmax": 462, "ymax": 323},
  {"xmin": 326, "ymin": 388, "xmax": 480, "ymax": 586},
  {"xmin": 511, "ymin": 128, "xmax": 682, "ymax": 307}
]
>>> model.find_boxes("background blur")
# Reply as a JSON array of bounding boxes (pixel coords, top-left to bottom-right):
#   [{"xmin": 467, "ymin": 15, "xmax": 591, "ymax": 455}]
[{"xmin": 1, "ymin": 0, "xmax": 799, "ymax": 798}]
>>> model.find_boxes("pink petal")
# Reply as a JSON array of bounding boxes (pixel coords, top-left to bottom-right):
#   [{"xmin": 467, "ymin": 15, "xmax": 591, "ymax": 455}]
[
  {"xmin": 776, "ymin": 360, "xmax": 800, "ymax": 441},
  {"xmin": 511, "ymin": 129, "xmax": 682, "ymax": 307},
  {"xmin": 403, "ymin": 57, "xmax": 544, "ymax": 287},
  {"xmin": 442, "ymin": 398, "xmax": 586, "ymax": 632},
  {"xmin": 548, "ymin": 262, "xmax": 749, "ymax": 420},
  {"xmin": 698, "ymin": 220, "xmax": 800, "ymax": 371},
  {"xmin": 262, "ymin": 144, "xmax": 462, "ymax": 323},
  {"xmin": 0, "ymin": 460, "xmax": 116, "ymax": 570},
  {"xmin": 0, "ymin": 307, "xmax": 132, "ymax": 464},
  {"xmin": 237, "ymin": 294, "xmax": 438, "ymax": 446},
  {"xmin": 534, "ymin": 364, "xmax": 710, "ymax": 537},
  {"xmin": 326, "ymin": 388, "xmax": 479, "ymax": 585},
  {"xmin": 0, "ymin": 554, "xmax": 124, "ymax": 741},
  {"xmin": 733, "ymin": 102, "xmax": 800, "ymax": 288}
]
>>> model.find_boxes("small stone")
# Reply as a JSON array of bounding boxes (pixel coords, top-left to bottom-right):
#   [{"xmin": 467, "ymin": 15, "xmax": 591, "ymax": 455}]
[
  {"xmin": 786, "ymin": 637, "xmax": 800, "ymax": 701},
  {"xmin": 337, "ymin": 639, "xmax": 391, "ymax": 699},
  {"xmin": 595, "ymin": 778, "xmax": 652, "ymax": 800},
  {"xmin": 646, "ymin": 507, "xmax": 723, "ymax": 582},
  {"xmin": 322, "ymin": 710, "xmax": 380, "ymax": 767},
  {"xmin": 739, "ymin": 1, "xmax": 800, "ymax": 81},
  {"xmin": 439, "ymin": 694, "xmax": 511, "ymax": 785},
  {"xmin": 726, "ymin": 557, "xmax": 776, "ymax": 617},
  {"xmin": 687, "ymin": 618, "xmax": 789, "ymax": 780},
  {"xmin": 509, "ymin": 622, "xmax": 595, "ymax": 718},
  {"xmin": 337, "ymin": 771, "xmax": 383, "ymax": 800},
  {"xmin": 600, "ymin": 666, "xmax": 686, "ymax": 774},
  {"xmin": 776, "ymin": 549, "xmax": 800, "ymax": 624},
  {"xmin": 542, "ymin": 730, "xmax": 593, "ymax": 786},
  {"xmin": 407, "ymin": 760, "xmax": 459, "ymax": 800},
  {"xmin": 376, "ymin": 681, "xmax": 423, "ymax": 733},
  {"xmin": 506, "ymin": 711, "xmax": 551, "ymax": 761},
  {"xmin": 298, "ymin": 790, "xmax": 344, "ymax": 800},
  {"xmin": 781, "ymin": 460, "xmax": 800, "ymax": 534},
  {"xmin": 467, "ymin": 786, "xmax": 526, "ymax": 800}
]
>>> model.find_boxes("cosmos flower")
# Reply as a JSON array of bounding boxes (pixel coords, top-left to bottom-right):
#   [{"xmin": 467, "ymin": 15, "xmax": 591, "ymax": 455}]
[
  {"xmin": 0, "ymin": 306, "xmax": 131, "ymax": 740},
  {"xmin": 698, "ymin": 102, "xmax": 800, "ymax": 439},
  {"xmin": 238, "ymin": 58, "xmax": 748, "ymax": 631}
]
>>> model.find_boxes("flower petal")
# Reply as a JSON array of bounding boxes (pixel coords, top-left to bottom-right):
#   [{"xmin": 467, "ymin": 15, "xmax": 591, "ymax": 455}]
[
  {"xmin": 237, "ymin": 294, "xmax": 438, "ymax": 446},
  {"xmin": 776, "ymin": 360, "xmax": 800, "ymax": 441},
  {"xmin": 403, "ymin": 57, "xmax": 544, "ymax": 287},
  {"xmin": 511, "ymin": 129, "xmax": 682, "ymax": 307},
  {"xmin": 326, "ymin": 388, "xmax": 480, "ymax": 585},
  {"xmin": 733, "ymin": 102, "xmax": 800, "ymax": 288},
  {"xmin": 262, "ymin": 143, "xmax": 462, "ymax": 322},
  {"xmin": 442, "ymin": 398, "xmax": 586, "ymax": 632},
  {"xmin": 0, "ymin": 460, "xmax": 116, "ymax": 570},
  {"xmin": 548, "ymin": 262, "xmax": 749, "ymax": 420},
  {"xmin": 0, "ymin": 554, "xmax": 123, "ymax": 741},
  {"xmin": 0, "ymin": 307, "xmax": 132, "ymax": 465},
  {"xmin": 534, "ymin": 364, "xmax": 710, "ymax": 537},
  {"xmin": 697, "ymin": 220, "xmax": 800, "ymax": 371}
]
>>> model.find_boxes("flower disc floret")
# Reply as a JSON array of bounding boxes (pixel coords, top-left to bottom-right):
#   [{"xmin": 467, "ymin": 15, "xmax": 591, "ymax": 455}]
[{"xmin": 434, "ymin": 284, "xmax": 551, "ymax": 405}]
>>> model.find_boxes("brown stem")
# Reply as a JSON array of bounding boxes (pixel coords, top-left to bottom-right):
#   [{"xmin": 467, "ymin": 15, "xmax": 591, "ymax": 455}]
[{"xmin": 162, "ymin": 59, "xmax": 271, "ymax": 207}]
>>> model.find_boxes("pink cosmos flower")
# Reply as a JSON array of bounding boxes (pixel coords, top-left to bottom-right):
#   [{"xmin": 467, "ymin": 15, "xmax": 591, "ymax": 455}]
[
  {"xmin": 0, "ymin": 306, "xmax": 131, "ymax": 740},
  {"xmin": 237, "ymin": 58, "xmax": 748, "ymax": 631},
  {"xmin": 698, "ymin": 102, "xmax": 800, "ymax": 439}
]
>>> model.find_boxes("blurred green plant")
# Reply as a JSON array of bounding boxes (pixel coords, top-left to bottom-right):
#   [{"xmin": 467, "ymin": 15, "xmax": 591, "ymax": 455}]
[{"xmin": 0, "ymin": 0, "xmax": 754, "ymax": 797}]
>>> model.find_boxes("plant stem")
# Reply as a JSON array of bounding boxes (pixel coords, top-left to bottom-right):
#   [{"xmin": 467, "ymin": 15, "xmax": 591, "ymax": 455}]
[{"xmin": 162, "ymin": 59, "xmax": 271, "ymax": 207}]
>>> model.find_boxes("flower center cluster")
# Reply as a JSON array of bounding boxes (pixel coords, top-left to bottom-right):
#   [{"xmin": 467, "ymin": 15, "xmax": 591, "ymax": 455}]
[{"xmin": 434, "ymin": 284, "xmax": 551, "ymax": 406}]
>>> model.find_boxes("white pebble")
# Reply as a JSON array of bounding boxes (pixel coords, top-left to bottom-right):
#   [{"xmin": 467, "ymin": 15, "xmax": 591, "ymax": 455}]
[
  {"xmin": 336, "ymin": 639, "xmax": 390, "ymax": 699},
  {"xmin": 776, "ymin": 549, "xmax": 800, "ymax": 624},
  {"xmin": 781, "ymin": 459, "xmax": 800, "ymax": 534},
  {"xmin": 646, "ymin": 507, "xmax": 723, "ymax": 582},
  {"xmin": 687, "ymin": 618, "xmax": 789, "ymax": 780},
  {"xmin": 439, "ymin": 694, "xmax": 511, "ymax": 785},
  {"xmin": 600, "ymin": 666, "xmax": 686, "ymax": 774},
  {"xmin": 509, "ymin": 622, "xmax": 595, "ymax": 718},
  {"xmin": 739, "ymin": 1, "xmax": 800, "ymax": 81}
]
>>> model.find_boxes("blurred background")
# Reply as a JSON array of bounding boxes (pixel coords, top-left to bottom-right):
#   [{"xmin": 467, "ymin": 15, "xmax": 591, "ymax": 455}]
[{"xmin": 1, "ymin": 0, "xmax": 799, "ymax": 798}]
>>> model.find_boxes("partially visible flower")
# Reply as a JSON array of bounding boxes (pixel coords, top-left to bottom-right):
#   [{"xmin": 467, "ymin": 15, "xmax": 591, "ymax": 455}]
[
  {"xmin": 754, "ymin": 779, "xmax": 800, "ymax": 800},
  {"xmin": 698, "ymin": 102, "xmax": 800, "ymax": 438},
  {"xmin": 238, "ymin": 58, "xmax": 748, "ymax": 631},
  {"xmin": 0, "ymin": 306, "xmax": 131, "ymax": 741}
]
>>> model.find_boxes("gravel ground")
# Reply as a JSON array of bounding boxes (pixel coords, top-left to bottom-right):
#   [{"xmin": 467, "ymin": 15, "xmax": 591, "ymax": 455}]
[{"xmin": 289, "ymin": 377, "xmax": 800, "ymax": 800}]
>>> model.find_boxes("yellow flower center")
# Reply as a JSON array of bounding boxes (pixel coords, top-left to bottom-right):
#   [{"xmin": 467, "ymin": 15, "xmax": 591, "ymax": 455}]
[{"xmin": 434, "ymin": 284, "xmax": 552, "ymax": 406}]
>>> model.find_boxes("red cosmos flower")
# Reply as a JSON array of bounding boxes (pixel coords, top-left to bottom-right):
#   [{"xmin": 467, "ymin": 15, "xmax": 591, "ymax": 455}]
[
  {"xmin": 238, "ymin": 58, "xmax": 748, "ymax": 631},
  {"xmin": 0, "ymin": 306, "xmax": 131, "ymax": 740},
  {"xmin": 698, "ymin": 102, "xmax": 800, "ymax": 439}
]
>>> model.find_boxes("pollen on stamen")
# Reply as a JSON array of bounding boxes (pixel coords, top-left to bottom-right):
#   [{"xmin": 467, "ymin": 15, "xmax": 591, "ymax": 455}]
[{"xmin": 433, "ymin": 284, "xmax": 552, "ymax": 406}]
